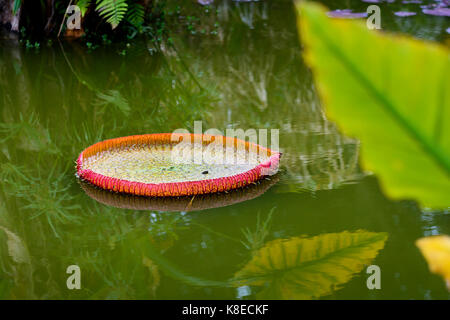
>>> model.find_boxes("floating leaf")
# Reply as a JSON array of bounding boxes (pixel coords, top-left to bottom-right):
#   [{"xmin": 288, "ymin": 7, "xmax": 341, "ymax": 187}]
[
  {"xmin": 416, "ymin": 235, "xmax": 450, "ymax": 290},
  {"xmin": 233, "ymin": 231, "xmax": 388, "ymax": 299},
  {"xmin": 422, "ymin": 7, "xmax": 450, "ymax": 17},
  {"xmin": 198, "ymin": 0, "xmax": 214, "ymax": 5},
  {"xmin": 394, "ymin": 11, "xmax": 417, "ymax": 17},
  {"xmin": 296, "ymin": 2, "xmax": 450, "ymax": 208},
  {"xmin": 362, "ymin": 0, "xmax": 395, "ymax": 3},
  {"xmin": 327, "ymin": 9, "xmax": 368, "ymax": 19}
]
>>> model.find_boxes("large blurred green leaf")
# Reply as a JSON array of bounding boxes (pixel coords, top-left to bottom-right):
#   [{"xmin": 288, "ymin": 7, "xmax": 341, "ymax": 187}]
[
  {"xmin": 233, "ymin": 231, "xmax": 387, "ymax": 299},
  {"xmin": 296, "ymin": 2, "xmax": 450, "ymax": 208}
]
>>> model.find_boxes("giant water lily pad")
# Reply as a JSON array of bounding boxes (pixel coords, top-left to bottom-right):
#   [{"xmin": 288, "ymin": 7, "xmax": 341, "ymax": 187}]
[{"xmin": 76, "ymin": 133, "xmax": 280, "ymax": 197}]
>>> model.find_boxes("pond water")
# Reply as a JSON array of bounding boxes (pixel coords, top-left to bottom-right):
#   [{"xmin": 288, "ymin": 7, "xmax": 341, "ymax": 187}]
[{"xmin": 0, "ymin": 0, "xmax": 449, "ymax": 299}]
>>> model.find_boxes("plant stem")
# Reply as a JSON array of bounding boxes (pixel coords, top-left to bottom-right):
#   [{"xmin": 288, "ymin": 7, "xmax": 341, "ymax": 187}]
[{"xmin": 57, "ymin": 0, "xmax": 73, "ymax": 38}]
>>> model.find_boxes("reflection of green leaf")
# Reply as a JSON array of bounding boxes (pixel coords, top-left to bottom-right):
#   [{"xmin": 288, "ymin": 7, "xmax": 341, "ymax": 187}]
[
  {"xmin": 233, "ymin": 231, "xmax": 387, "ymax": 299},
  {"xmin": 296, "ymin": 2, "xmax": 450, "ymax": 208}
]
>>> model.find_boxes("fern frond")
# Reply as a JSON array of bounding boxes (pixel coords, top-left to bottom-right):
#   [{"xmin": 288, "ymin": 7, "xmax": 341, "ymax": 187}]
[
  {"xmin": 13, "ymin": 0, "xmax": 21, "ymax": 14},
  {"xmin": 96, "ymin": 0, "xmax": 128, "ymax": 29},
  {"xmin": 126, "ymin": 2, "xmax": 145, "ymax": 28},
  {"xmin": 77, "ymin": 0, "xmax": 91, "ymax": 17}
]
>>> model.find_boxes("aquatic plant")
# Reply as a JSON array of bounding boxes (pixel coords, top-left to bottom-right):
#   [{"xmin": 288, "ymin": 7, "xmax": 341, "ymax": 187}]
[
  {"xmin": 241, "ymin": 207, "xmax": 275, "ymax": 252},
  {"xmin": 0, "ymin": 162, "xmax": 81, "ymax": 237}
]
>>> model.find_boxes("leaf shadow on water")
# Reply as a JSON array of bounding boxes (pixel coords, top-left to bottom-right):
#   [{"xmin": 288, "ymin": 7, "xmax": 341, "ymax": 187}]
[
  {"xmin": 136, "ymin": 229, "xmax": 388, "ymax": 300},
  {"xmin": 232, "ymin": 230, "xmax": 388, "ymax": 299}
]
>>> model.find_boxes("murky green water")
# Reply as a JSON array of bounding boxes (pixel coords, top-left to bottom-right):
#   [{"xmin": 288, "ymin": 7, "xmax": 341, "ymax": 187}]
[{"xmin": 0, "ymin": 0, "xmax": 449, "ymax": 299}]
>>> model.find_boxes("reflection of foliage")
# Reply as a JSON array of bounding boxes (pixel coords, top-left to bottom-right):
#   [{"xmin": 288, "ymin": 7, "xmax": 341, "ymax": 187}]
[
  {"xmin": 233, "ymin": 231, "xmax": 388, "ymax": 299},
  {"xmin": 147, "ymin": 212, "xmax": 190, "ymax": 249},
  {"xmin": 94, "ymin": 89, "xmax": 131, "ymax": 116},
  {"xmin": 0, "ymin": 199, "xmax": 176, "ymax": 299},
  {"xmin": 296, "ymin": 2, "xmax": 450, "ymax": 208},
  {"xmin": 416, "ymin": 235, "xmax": 450, "ymax": 290},
  {"xmin": 241, "ymin": 207, "xmax": 275, "ymax": 252},
  {"xmin": 0, "ymin": 162, "xmax": 81, "ymax": 237},
  {"xmin": 0, "ymin": 113, "xmax": 60, "ymax": 154},
  {"xmin": 320, "ymin": 0, "xmax": 449, "ymax": 42},
  {"xmin": 0, "ymin": 22, "xmax": 220, "ymax": 297},
  {"xmin": 163, "ymin": 1, "xmax": 364, "ymax": 192},
  {"xmin": 77, "ymin": 226, "xmax": 161, "ymax": 299}
]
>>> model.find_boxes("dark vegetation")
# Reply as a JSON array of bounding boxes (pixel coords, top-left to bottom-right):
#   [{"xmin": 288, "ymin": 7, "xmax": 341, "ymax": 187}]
[{"xmin": 1, "ymin": 0, "xmax": 167, "ymax": 43}]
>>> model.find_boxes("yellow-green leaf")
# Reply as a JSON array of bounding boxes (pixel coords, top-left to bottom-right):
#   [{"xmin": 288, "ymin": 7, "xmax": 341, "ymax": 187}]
[
  {"xmin": 296, "ymin": 2, "xmax": 450, "ymax": 208},
  {"xmin": 233, "ymin": 231, "xmax": 387, "ymax": 299},
  {"xmin": 416, "ymin": 235, "xmax": 450, "ymax": 290}
]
